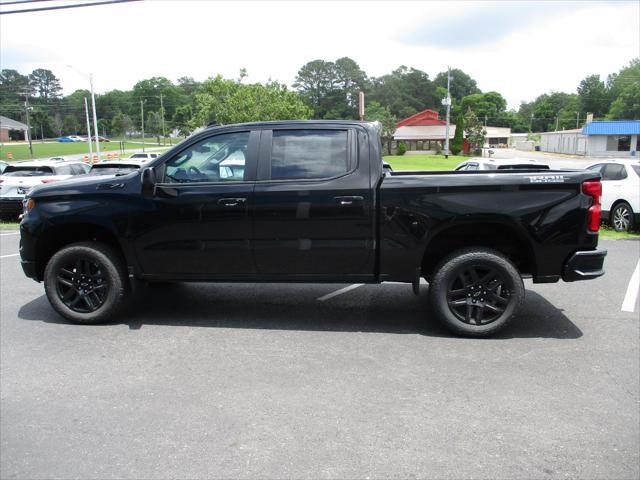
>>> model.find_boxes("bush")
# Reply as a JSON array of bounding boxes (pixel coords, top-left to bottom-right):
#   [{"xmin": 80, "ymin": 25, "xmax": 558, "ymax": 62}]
[
  {"xmin": 451, "ymin": 114, "xmax": 464, "ymax": 155},
  {"xmin": 397, "ymin": 141, "xmax": 406, "ymax": 156}
]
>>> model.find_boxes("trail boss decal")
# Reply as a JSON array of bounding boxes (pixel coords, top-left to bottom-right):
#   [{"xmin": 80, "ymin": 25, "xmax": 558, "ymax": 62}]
[{"xmin": 527, "ymin": 175, "xmax": 566, "ymax": 184}]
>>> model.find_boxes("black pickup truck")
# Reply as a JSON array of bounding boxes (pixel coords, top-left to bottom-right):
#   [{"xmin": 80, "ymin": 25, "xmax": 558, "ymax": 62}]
[{"xmin": 19, "ymin": 121, "xmax": 606, "ymax": 336}]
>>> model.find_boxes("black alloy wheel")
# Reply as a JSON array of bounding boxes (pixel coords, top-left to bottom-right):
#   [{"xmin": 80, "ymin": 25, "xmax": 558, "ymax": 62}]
[
  {"xmin": 56, "ymin": 258, "xmax": 108, "ymax": 313},
  {"xmin": 446, "ymin": 265, "xmax": 511, "ymax": 326},
  {"xmin": 44, "ymin": 241, "xmax": 128, "ymax": 323}
]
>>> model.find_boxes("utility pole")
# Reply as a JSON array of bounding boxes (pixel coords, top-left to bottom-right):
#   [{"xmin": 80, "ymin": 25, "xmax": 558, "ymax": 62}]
[
  {"xmin": 84, "ymin": 97, "xmax": 94, "ymax": 161},
  {"xmin": 575, "ymin": 112, "xmax": 579, "ymax": 129},
  {"xmin": 140, "ymin": 100, "xmax": 145, "ymax": 152},
  {"xmin": 484, "ymin": 115, "xmax": 488, "ymax": 127},
  {"xmin": 23, "ymin": 92, "xmax": 33, "ymax": 159},
  {"xmin": 89, "ymin": 73, "xmax": 100, "ymax": 161},
  {"xmin": 555, "ymin": 116, "xmax": 559, "ymax": 131},
  {"xmin": 160, "ymin": 94, "xmax": 166, "ymax": 145},
  {"xmin": 530, "ymin": 113, "xmax": 534, "ymax": 132},
  {"xmin": 443, "ymin": 66, "xmax": 451, "ymax": 158}
]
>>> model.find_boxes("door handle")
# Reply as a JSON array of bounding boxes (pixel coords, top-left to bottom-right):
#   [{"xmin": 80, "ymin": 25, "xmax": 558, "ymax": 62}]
[
  {"xmin": 217, "ymin": 197, "xmax": 247, "ymax": 207},
  {"xmin": 334, "ymin": 195, "xmax": 364, "ymax": 206}
]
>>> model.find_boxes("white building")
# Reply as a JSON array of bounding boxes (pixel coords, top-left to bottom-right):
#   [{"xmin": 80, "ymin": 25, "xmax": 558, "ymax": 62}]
[{"xmin": 540, "ymin": 121, "xmax": 639, "ymax": 157}]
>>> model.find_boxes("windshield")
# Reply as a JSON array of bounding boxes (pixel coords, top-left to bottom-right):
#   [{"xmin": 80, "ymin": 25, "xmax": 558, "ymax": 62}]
[{"xmin": 2, "ymin": 166, "xmax": 54, "ymax": 176}]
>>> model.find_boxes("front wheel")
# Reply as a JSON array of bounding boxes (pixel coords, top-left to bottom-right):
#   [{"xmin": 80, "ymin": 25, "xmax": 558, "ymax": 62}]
[
  {"xmin": 44, "ymin": 242, "xmax": 129, "ymax": 324},
  {"xmin": 428, "ymin": 248, "xmax": 525, "ymax": 337},
  {"xmin": 611, "ymin": 202, "xmax": 634, "ymax": 232}
]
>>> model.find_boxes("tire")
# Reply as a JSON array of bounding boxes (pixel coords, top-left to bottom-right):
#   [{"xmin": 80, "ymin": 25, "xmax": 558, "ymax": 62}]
[
  {"xmin": 428, "ymin": 247, "xmax": 525, "ymax": 337},
  {"xmin": 44, "ymin": 241, "xmax": 129, "ymax": 324},
  {"xmin": 611, "ymin": 201, "xmax": 634, "ymax": 232}
]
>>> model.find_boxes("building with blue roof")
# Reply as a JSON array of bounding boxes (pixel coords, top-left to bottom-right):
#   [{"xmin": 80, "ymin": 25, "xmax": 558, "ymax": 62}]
[
  {"xmin": 581, "ymin": 120, "xmax": 639, "ymax": 156},
  {"xmin": 541, "ymin": 120, "xmax": 639, "ymax": 157}
]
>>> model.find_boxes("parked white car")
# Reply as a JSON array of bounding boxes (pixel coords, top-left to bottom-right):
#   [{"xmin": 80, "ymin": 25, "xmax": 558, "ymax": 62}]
[
  {"xmin": 586, "ymin": 159, "xmax": 640, "ymax": 232},
  {"xmin": 87, "ymin": 159, "xmax": 146, "ymax": 176},
  {"xmin": 0, "ymin": 159, "xmax": 89, "ymax": 219},
  {"xmin": 126, "ymin": 152, "xmax": 160, "ymax": 162},
  {"xmin": 454, "ymin": 157, "xmax": 550, "ymax": 171}
]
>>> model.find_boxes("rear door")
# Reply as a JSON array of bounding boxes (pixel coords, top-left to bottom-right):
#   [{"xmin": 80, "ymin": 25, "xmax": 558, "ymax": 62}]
[{"xmin": 252, "ymin": 126, "xmax": 375, "ymax": 279}]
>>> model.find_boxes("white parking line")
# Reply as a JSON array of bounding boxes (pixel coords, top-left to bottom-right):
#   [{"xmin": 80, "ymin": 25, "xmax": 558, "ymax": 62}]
[
  {"xmin": 0, "ymin": 253, "xmax": 20, "ymax": 259},
  {"xmin": 317, "ymin": 284, "xmax": 364, "ymax": 301},
  {"xmin": 621, "ymin": 260, "xmax": 640, "ymax": 313},
  {"xmin": 0, "ymin": 232, "xmax": 19, "ymax": 237}
]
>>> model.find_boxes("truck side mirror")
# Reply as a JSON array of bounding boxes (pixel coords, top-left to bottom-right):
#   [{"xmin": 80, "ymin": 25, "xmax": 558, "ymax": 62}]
[{"xmin": 141, "ymin": 167, "xmax": 156, "ymax": 197}]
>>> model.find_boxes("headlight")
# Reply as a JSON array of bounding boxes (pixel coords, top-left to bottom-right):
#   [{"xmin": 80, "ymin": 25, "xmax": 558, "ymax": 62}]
[{"xmin": 22, "ymin": 198, "xmax": 35, "ymax": 216}]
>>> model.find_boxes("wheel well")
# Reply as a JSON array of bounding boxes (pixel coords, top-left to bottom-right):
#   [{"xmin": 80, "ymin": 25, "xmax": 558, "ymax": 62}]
[
  {"xmin": 35, "ymin": 223, "xmax": 125, "ymax": 280},
  {"xmin": 610, "ymin": 199, "xmax": 633, "ymax": 216},
  {"xmin": 421, "ymin": 223, "xmax": 535, "ymax": 278}
]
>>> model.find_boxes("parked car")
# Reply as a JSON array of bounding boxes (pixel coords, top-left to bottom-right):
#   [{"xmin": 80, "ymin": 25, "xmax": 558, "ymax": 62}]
[
  {"xmin": 57, "ymin": 135, "xmax": 85, "ymax": 143},
  {"xmin": 96, "ymin": 136, "xmax": 111, "ymax": 142},
  {"xmin": 454, "ymin": 157, "xmax": 550, "ymax": 171},
  {"xmin": 0, "ymin": 158, "xmax": 89, "ymax": 219},
  {"xmin": 86, "ymin": 160, "xmax": 145, "ymax": 176},
  {"xmin": 0, "ymin": 160, "xmax": 8, "ymax": 174},
  {"xmin": 586, "ymin": 159, "xmax": 640, "ymax": 232},
  {"xmin": 19, "ymin": 121, "xmax": 606, "ymax": 337},
  {"xmin": 126, "ymin": 152, "xmax": 160, "ymax": 161}
]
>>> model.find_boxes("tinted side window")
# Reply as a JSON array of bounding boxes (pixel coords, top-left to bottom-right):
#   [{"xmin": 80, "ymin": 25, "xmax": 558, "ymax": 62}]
[
  {"xmin": 55, "ymin": 165, "xmax": 72, "ymax": 175},
  {"xmin": 602, "ymin": 164, "xmax": 627, "ymax": 181},
  {"xmin": 164, "ymin": 131, "xmax": 249, "ymax": 183},
  {"xmin": 271, "ymin": 130, "xmax": 349, "ymax": 180}
]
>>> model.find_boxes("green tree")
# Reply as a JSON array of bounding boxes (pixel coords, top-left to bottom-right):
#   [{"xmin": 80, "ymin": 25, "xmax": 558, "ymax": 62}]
[
  {"xmin": 608, "ymin": 82, "xmax": 640, "ymax": 119},
  {"xmin": 146, "ymin": 111, "xmax": 163, "ymax": 144},
  {"xmin": 450, "ymin": 114, "xmax": 464, "ymax": 155},
  {"xmin": 172, "ymin": 105, "xmax": 193, "ymax": 136},
  {"xmin": 132, "ymin": 76, "xmax": 187, "ymax": 120},
  {"xmin": 365, "ymin": 101, "xmax": 397, "ymax": 155},
  {"xmin": 577, "ymin": 74, "xmax": 610, "ymax": 118},
  {"xmin": 0, "ymin": 69, "xmax": 31, "ymax": 106},
  {"xmin": 458, "ymin": 92, "xmax": 507, "ymax": 124},
  {"xmin": 28, "ymin": 68, "xmax": 62, "ymax": 101},
  {"xmin": 607, "ymin": 58, "xmax": 640, "ymax": 101},
  {"xmin": 191, "ymin": 76, "xmax": 311, "ymax": 127},
  {"xmin": 433, "ymin": 68, "xmax": 480, "ymax": 103},
  {"xmin": 111, "ymin": 112, "xmax": 134, "ymax": 138},
  {"xmin": 369, "ymin": 66, "xmax": 439, "ymax": 119},
  {"xmin": 62, "ymin": 114, "xmax": 79, "ymax": 135},
  {"xmin": 464, "ymin": 108, "xmax": 486, "ymax": 153}
]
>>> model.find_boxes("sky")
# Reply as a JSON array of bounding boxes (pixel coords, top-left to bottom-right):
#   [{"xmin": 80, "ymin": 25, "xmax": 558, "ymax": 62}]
[{"xmin": 1, "ymin": 0, "xmax": 638, "ymax": 110}]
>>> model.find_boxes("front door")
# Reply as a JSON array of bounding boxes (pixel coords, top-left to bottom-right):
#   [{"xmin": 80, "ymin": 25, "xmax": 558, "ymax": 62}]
[
  {"xmin": 252, "ymin": 127, "xmax": 375, "ymax": 280},
  {"xmin": 132, "ymin": 129, "xmax": 259, "ymax": 278}
]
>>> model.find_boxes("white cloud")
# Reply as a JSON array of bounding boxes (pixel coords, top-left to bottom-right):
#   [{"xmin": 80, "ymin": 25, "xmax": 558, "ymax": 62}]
[{"xmin": 1, "ymin": 0, "xmax": 638, "ymax": 109}]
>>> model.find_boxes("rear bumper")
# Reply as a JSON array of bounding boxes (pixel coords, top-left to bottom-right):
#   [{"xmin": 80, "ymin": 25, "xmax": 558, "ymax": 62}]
[{"xmin": 562, "ymin": 249, "xmax": 607, "ymax": 282}]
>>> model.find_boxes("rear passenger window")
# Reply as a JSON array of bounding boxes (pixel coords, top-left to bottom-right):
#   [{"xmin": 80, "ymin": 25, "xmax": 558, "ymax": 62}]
[
  {"xmin": 56, "ymin": 165, "xmax": 72, "ymax": 175},
  {"xmin": 271, "ymin": 130, "xmax": 349, "ymax": 180},
  {"xmin": 602, "ymin": 164, "xmax": 627, "ymax": 181}
]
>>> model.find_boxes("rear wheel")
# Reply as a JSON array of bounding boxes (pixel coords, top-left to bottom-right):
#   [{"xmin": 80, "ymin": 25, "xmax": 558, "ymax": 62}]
[
  {"xmin": 428, "ymin": 248, "xmax": 524, "ymax": 337},
  {"xmin": 44, "ymin": 242, "xmax": 128, "ymax": 324},
  {"xmin": 611, "ymin": 202, "xmax": 634, "ymax": 232}
]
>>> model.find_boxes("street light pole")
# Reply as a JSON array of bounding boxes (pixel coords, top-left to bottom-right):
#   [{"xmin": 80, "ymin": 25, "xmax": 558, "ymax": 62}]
[
  {"xmin": 140, "ymin": 100, "xmax": 145, "ymax": 152},
  {"xmin": 443, "ymin": 66, "xmax": 451, "ymax": 159},
  {"xmin": 24, "ymin": 92, "xmax": 33, "ymax": 159},
  {"xmin": 160, "ymin": 94, "xmax": 166, "ymax": 146},
  {"xmin": 84, "ymin": 97, "xmax": 94, "ymax": 161},
  {"xmin": 89, "ymin": 73, "xmax": 100, "ymax": 161}
]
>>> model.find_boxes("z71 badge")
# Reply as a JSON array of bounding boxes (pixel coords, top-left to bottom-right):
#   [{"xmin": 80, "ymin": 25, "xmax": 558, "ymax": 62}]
[{"xmin": 527, "ymin": 175, "xmax": 566, "ymax": 183}]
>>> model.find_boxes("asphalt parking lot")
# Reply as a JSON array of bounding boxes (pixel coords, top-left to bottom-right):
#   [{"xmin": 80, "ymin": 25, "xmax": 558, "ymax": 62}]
[{"xmin": 1, "ymin": 231, "xmax": 639, "ymax": 479}]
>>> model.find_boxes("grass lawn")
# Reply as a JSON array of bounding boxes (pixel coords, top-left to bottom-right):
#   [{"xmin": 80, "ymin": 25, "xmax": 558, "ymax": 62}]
[
  {"xmin": 599, "ymin": 226, "xmax": 640, "ymax": 240},
  {"xmin": 0, "ymin": 221, "xmax": 20, "ymax": 229},
  {"xmin": 0, "ymin": 141, "xmax": 152, "ymax": 161},
  {"xmin": 384, "ymin": 154, "xmax": 466, "ymax": 171}
]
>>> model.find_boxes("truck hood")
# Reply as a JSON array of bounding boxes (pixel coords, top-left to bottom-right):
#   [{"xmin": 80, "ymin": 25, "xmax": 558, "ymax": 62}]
[{"xmin": 27, "ymin": 170, "xmax": 141, "ymax": 198}]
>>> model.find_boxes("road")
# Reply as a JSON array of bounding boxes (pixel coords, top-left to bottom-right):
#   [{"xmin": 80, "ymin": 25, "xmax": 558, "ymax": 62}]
[{"xmin": 1, "ymin": 231, "xmax": 638, "ymax": 479}]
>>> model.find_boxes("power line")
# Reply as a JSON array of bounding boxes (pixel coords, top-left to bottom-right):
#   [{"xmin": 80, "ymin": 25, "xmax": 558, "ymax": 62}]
[
  {"xmin": 0, "ymin": 0, "xmax": 57, "ymax": 6},
  {"xmin": 0, "ymin": 0, "xmax": 141, "ymax": 15}
]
